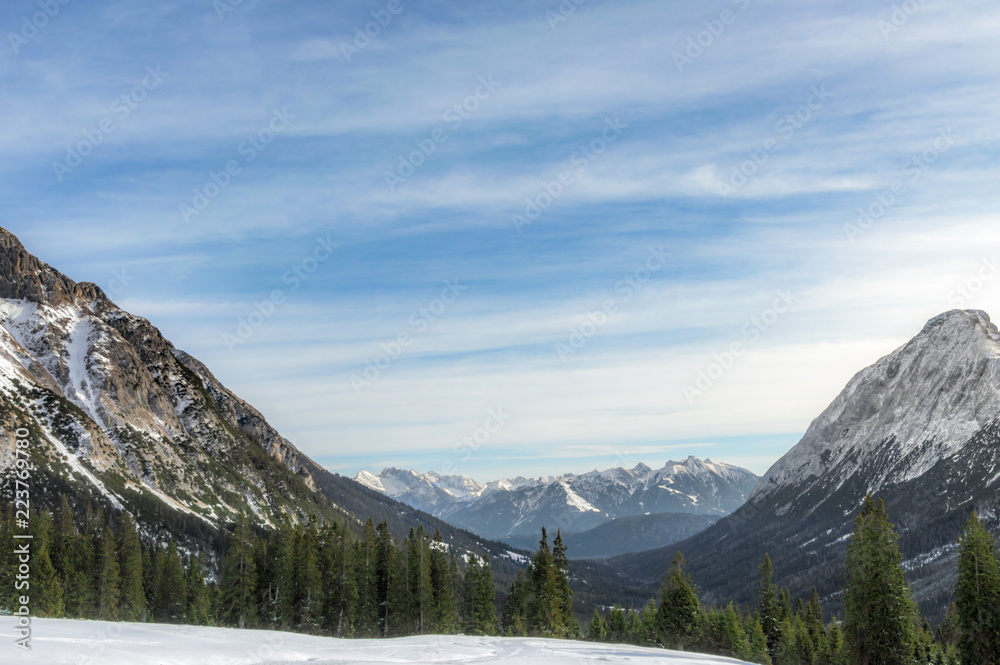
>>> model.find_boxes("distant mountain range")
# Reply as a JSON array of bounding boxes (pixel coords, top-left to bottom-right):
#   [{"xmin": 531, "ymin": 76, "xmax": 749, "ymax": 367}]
[
  {"xmin": 606, "ymin": 310, "xmax": 1000, "ymax": 621},
  {"xmin": 355, "ymin": 457, "xmax": 759, "ymax": 552}
]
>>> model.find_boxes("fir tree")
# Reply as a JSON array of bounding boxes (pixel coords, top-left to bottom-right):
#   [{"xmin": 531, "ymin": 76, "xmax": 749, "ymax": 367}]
[
  {"xmin": 374, "ymin": 521, "xmax": 395, "ymax": 637},
  {"xmin": 954, "ymin": 511, "xmax": 1000, "ymax": 665},
  {"xmin": 406, "ymin": 526, "xmax": 433, "ymax": 635},
  {"xmin": 116, "ymin": 511, "xmax": 145, "ymax": 622},
  {"xmin": 157, "ymin": 540, "xmax": 187, "ymax": 622},
  {"xmin": 655, "ymin": 552, "xmax": 702, "ymax": 650},
  {"xmin": 843, "ymin": 495, "xmax": 917, "ymax": 665},
  {"xmin": 526, "ymin": 527, "xmax": 567, "ymax": 637},
  {"xmin": 221, "ymin": 520, "xmax": 258, "ymax": 629},
  {"xmin": 95, "ymin": 525, "xmax": 120, "ymax": 620},
  {"xmin": 758, "ymin": 553, "xmax": 781, "ymax": 660},
  {"xmin": 745, "ymin": 613, "xmax": 773, "ymax": 665},
  {"xmin": 293, "ymin": 519, "xmax": 324, "ymax": 632},
  {"xmin": 186, "ymin": 553, "xmax": 211, "ymax": 625},
  {"xmin": 32, "ymin": 511, "xmax": 65, "ymax": 617},
  {"xmin": 429, "ymin": 529, "xmax": 458, "ymax": 634},
  {"xmin": 353, "ymin": 519, "xmax": 380, "ymax": 636},
  {"xmin": 587, "ymin": 609, "xmax": 607, "ymax": 641},
  {"xmin": 552, "ymin": 530, "xmax": 578, "ymax": 637}
]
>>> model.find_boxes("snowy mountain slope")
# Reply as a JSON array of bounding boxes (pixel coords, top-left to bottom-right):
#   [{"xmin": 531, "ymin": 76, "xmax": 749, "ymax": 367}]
[
  {"xmin": 1, "ymin": 618, "xmax": 756, "ymax": 665},
  {"xmin": 357, "ymin": 457, "xmax": 758, "ymax": 539},
  {"xmin": 609, "ymin": 310, "xmax": 1000, "ymax": 622}
]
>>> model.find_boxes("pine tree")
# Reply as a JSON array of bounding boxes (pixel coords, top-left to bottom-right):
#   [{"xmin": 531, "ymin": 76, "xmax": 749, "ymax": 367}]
[
  {"xmin": 587, "ymin": 609, "xmax": 607, "ymax": 641},
  {"xmin": 95, "ymin": 525, "xmax": 120, "ymax": 620},
  {"xmin": 142, "ymin": 546, "xmax": 160, "ymax": 621},
  {"xmin": 116, "ymin": 511, "xmax": 145, "ymax": 622},
  {"xmin": 406, "ymin": 527, "xmax": 433, "ymax": 635},
  {"xmin": 0, "ymin": 505, "xmax": 14, "ymax": 612},
  {"xmin": 526, "ymin": 527, "xmax": 567, "ymax": 637},
  {"xmin": 353, "ymin": 519, "xmax": 380, "ymax": 636},
  {"xmin": 186, "ymin": 553, "xmax": 211, "ymax": 625},
  {"xmin": 655, "ymin": 552, "xmax": 702, "ymax": 650},
  {"xmin": 843, "ymin": 495, "xmax": 917, "ymax": 665},
  {"xmin": 552, "ymin": 530, "xmax": 578, "ymax": 637},
  {"xmin": 293, "ymin": 519, "xmax": 324, "ymax": 632},
  {"xmin": 954, "ymin": 511, "xmax": 1000, "ymax": 664},
  {"xmin": 32, "ymin": 511, "xmax": 65, "ymax": 617},
  {"xmin": 500, "ymin": 571, "xmax": 529, "ymax": 637},
  {"xmin": 774, "ymin": 617, "xmax": 800, "ymax": 665},
  {"xmin": 429, "ymin": 530, "xmax": 459, "ymax": 634},
  {"xmin": 745, "ymin": 613, "xmax": 773, "ymax": 664},
  {"xmin": 157, "ymin": 540, "xmax": 187, "ymax": 622},
  {"xmin": 463, "ymin": 554, "xmax": 499, "ymax": 636},
  {"xmin": 716, "ymin": 603, "xmax": 751, "ymax": 660},
  {"xmin": 221, "ymin": 520, "xmax": 258, "ymax": 629},
  {"xmin": 374, "ymin": 521, "xmax": 395, "ymax": 637},
  {"xmin": 758, "ymin": 553, "xmax": 782, "ymax": 660}
]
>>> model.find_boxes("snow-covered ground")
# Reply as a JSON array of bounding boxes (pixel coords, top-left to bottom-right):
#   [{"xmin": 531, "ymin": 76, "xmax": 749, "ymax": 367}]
[{"xmin": 0, "ymin": 618, "xmax": 753, "ymax": 665}]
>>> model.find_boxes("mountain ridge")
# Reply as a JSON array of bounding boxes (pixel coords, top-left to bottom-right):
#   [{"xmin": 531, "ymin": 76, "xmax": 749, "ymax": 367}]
[{"xmin": 355, "ymin": 456, "xmax": 759, "ymax": 540}]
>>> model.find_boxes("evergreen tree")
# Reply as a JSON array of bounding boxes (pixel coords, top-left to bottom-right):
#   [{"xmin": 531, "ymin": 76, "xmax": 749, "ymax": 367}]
[
  {"xmin": 429, "ymin": 529, "xmax": 459, "ymax": 634},
  {"xmin": 142, "ymin": 546, "xmax": 160, "ymax": 621},
  {"xmin": 655, "ymin": 552, "xmax": 702, "ymax": 650},
  {"xmin": 463, "ymin": 554, "xmax": 499, "ymax": 636},
  {"xmin": 500, "ymin": 572, "xmax": 529, "ymax": 637},
  {"xmin": 353, "ymin": 519, "xmax": 380, "ymax": 636},
  {"xmin": 587, "ymin": 609, "xmax": 607, "ymax": 642},
  {"xmin": 221, "ymin": 520, "xmax": 258, "ymax": 629},
  {"xmin": 552, "ymin": 530, "xmax": 578, "ymax": 637},
  {"xmin": 116, "ymin": 511, "xmax": 145, "ymax": 622},
  {"xmin": 774, "ymin": 617, "xmax": 800, "ymax": 665},
  {"xmin": 0, "ymin": 505, "xmax": 14, "ymax": 612},
  {"xmin": 258, "ymin": 519, "xmax": 294, "ymax": 628},
  {"xmin": 758, "ymin": 553, "xmax": 781, "ymax": 660},
  {"xmin": 406, "ymin": 527, "xmax": 433, "ymax": 635},
  {"xmin": 526, "ymin": 527, "xmax": 567, "ymax": 637},
  {"xmin": 954, "ymin": 511, "xmax": 1000, "ymax": 665},
  {"xmin": 745, "ymin": 613, "xmax": 773, "ymax": 664},
  {"xmin": 157, "ymin": 540, "xmax": 187, "ymax": 622},
  {"xmin": 32, "ymin": 511, "xmax": 65, "ymax": 617},
  {"xmin": 374, "ymin": 521, "xmax": 395, "ymax": 637},
  {"xmin": 843, "ymin": 495, "xmax": 917, "ymax": 665},
  {"xmin": 293, "ymin": 519, "xmax": 323, "ymax": 632},
  {"xmin": 95, "ymin": 525, "xmax": 120, "ymax": 620},
  {"xmin": 716, "ymin": 603, "xmax": 751, "ymax": 660},
  {"xmin": 186, "ymin": 553, "xmax": 211, "ymax": 625},
  {"xmin": 325, "ymin": 522, "xmax": 356, "ymax": 637}
]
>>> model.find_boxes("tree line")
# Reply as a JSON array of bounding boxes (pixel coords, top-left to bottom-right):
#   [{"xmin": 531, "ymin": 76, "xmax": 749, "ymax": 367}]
[
  {"xmin": 582, "ymin": 495, "xmax": 1000, "ymax": 665},
  {"xmin": 3, "ymin": 493, "xmax": 1000, "ymax": 665}
]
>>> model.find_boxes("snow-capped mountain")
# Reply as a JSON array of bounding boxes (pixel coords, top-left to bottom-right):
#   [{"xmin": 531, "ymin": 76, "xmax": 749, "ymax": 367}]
[
  {"xmin": 611, "ymin": 310, "xmax": 1000, "ymax": 621},
  {"xmin": 356, "ymin": 457, "xmax": 759, "ymax": 538}
]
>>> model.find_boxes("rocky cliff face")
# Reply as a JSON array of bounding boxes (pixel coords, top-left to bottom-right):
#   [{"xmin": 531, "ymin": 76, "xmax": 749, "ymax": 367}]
[{"xmin": 0, "ymin": 227, "xmax": 329, "ymax": 525}]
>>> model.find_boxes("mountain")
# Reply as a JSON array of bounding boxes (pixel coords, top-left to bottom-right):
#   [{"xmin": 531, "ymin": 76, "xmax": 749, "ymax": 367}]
[
  {"xmin": 356, "ymin": 457, "xmax": 758, "ymax": 539},
  {"xmin": 0, "ymin": 228, "xmax": 529, "ymax": 578},
  {"xmin": 607, "ymin": 310, "xmax": 1000, "ymax": 622},
  {"xmin": 502, "ymin": 512, "xmax": 720, "ymax": 559}
]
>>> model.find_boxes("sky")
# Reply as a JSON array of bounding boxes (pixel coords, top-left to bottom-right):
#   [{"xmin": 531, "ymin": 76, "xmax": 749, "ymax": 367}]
[{"xmin": 1, "ymin": 0, "xmax": 998, "ymax": 481}]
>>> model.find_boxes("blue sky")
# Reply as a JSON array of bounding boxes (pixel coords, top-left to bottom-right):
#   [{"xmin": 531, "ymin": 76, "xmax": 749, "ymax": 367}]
[{"xmin": 2, "ymin": 0, "xmax": 999, "ymax": 481}]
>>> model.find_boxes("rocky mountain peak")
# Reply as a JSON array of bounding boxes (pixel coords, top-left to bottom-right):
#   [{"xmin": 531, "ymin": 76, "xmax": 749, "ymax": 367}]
[{"xmin": 0, "ymin": 227, "xmax": 108, "ymax": 307}]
